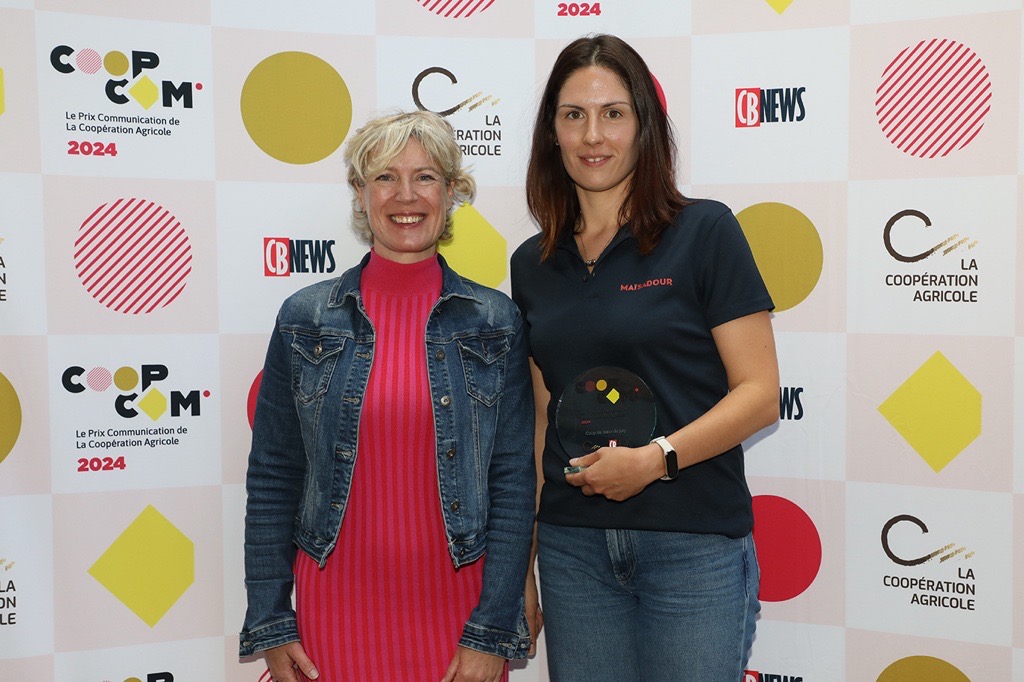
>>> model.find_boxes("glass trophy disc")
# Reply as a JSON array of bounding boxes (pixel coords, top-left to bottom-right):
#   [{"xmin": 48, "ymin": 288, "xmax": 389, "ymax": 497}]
[{"xmin": 554, "ymin": 366, "xmax": 657, "ymax": 457}]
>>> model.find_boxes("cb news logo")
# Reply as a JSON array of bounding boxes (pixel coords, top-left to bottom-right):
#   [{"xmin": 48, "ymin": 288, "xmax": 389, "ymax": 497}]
[
  {"xmin": 62, "ymin": 364, "xmax": 209, "ymax": 421},
  {"xmin": 735, "ymin": 87, "xmax": 806, "ymax": 127},
  {"xmin": 779, "ymin": 386, "xmax": 804, "ymax": 420},
  {"xmin": 263, "ymin": 237, "xmax": 337, "ymax": 277},
  {"xmin": 50, "ymin": 44, "xmax": 201, "ymax": 110}
]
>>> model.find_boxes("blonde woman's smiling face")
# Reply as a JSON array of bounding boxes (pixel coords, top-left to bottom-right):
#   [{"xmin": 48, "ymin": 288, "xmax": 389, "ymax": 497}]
[{"xmin": 357, "ymin": 137, "xmax": 454, "ymax": 263}]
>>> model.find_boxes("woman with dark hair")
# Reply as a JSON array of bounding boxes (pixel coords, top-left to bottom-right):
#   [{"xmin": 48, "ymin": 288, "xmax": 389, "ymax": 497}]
[{"xmin": 512, "ymin": 35, "xmax": 779, "ymax": 679}]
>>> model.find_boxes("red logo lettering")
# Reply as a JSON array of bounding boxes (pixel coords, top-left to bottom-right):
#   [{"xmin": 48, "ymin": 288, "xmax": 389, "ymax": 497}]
[
  {"xmin": 735, "ymin": 88, "xmax": 761, "ymax": 128},
  {"xmin": 264, "ymin": 237, "xmax": 290, "ymax": 277}
]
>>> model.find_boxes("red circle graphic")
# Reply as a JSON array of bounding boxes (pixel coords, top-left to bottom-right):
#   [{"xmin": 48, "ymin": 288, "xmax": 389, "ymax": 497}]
[
  {"xmin": 875, "ymin": 38, "xmax": 991, "ymax": 158},
  {"xmin": 73, "ymin": 198, "xmax": 193, "ymax": 315},
  {"xmin": 417, "ymin": 0, "xmax": 495, "ymax": 18},
  {"xmin": 752, "ymin": 494, "xmax": 822, "ymax": 602},
  {"xmin": 247, "ymin": 370, "xmax": 263, "ymax": 430}
]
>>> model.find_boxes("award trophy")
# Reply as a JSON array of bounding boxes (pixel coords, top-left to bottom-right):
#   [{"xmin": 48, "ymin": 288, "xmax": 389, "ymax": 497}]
[{"xmin": 554, "ymin": 366, "xmax": 657, "ymax": 473}]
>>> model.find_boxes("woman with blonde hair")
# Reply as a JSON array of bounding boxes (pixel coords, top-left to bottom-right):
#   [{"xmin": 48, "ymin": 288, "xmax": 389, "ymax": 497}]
[{"xmin": 241, "ymin": 110, "xmax": 535, "ymax": 682}]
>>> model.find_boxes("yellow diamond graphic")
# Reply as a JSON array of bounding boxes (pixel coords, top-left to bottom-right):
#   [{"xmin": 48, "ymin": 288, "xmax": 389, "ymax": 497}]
[
  {"xmin": 137, "ymin": 388, "xmax": 167, "ymax": 421},
  {"xmin": 605, "ymin": 388, "xmax": 620, "ymax": 404},
  {"xmin": 765, "ymin": 0, "xmax": 795, "ymax": 13},
  {"xmin": 88, "ymin": 505, "xmax": 195, "ymax": 627},
  {"xmin": 129, "ymin": 76, "xmax": 160, "ymax": 110},
  {"xmin": 878, "ymin": 351, "xmax": 981, "ymax": 472},
  {"xmin": 439, "ymin": 203, "xmax": 508, "ymax": 287}
]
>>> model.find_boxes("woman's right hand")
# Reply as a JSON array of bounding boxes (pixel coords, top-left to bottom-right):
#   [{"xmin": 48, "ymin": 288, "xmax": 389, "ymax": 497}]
[
  {"xmin": 264, "ymin": 641, "xmax": 319, "ymax": 681},
  {"xmin": 525, "ymin": 570, "xmax": 544, "ymax": 656}
]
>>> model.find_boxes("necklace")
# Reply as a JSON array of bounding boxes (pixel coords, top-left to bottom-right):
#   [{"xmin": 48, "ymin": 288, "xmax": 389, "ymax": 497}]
[{"xmin": 576, "ymin": 228, "xmax": 617, "ymax": 267}]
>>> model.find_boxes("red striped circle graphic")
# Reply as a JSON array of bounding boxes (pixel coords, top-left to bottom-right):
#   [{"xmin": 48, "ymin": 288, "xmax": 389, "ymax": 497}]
[
  {"xmin": 73, "ymin": 198, "xmax": 193, "ymax": 315},
  {"xmin": 86, "ymin": 367, "xmax": 112, "ymax": 392},
  {"xmin": 417, "ymin": 0, "xmax": 495, "ymax": 18},
  {"xmin": 75, "ymin": 48, "xmax": 102, "ymax": 74},
  {"xmin": 875, "ymin": 38, "xmax": 991, "ymax": 158}
]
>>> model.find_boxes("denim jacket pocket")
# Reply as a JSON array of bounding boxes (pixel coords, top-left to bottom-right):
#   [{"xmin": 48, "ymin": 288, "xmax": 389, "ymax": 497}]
[
  {"xmin": 457, "ymin": 333, "xmax": 511, "ymax": 407},
  {"xmin": 291, "ymin": 334, "xmax": 347, "ymax": 404}
]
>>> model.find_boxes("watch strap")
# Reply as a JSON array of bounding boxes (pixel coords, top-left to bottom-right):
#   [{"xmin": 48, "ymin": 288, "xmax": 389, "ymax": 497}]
[{"xmin": 652, "ymin": 436, "xmax": 679, "ymax": 481}]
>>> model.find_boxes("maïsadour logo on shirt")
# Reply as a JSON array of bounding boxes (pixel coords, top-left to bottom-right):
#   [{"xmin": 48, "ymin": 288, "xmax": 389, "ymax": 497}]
[{"xmin": 619, "ymin": 277, "xmax": 672, "ymax": 291}]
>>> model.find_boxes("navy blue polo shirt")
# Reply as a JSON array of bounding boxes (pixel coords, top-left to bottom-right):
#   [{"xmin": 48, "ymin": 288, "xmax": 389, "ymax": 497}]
[{"xmin": 510, "ymin": 199, "xmax": 773, "ymax": 537}]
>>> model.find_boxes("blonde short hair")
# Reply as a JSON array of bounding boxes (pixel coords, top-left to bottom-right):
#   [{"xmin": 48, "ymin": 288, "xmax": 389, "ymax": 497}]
[{"xmin": 344, "ymin": 110, "xmax": 476, "ymax": 244}]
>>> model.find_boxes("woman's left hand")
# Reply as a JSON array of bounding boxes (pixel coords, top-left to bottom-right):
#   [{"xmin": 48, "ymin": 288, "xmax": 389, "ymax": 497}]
[
  {"xmin": 564, "ymin": 443, "xmax": 663, "ymax": 501},
  {"xmin": 441, "ymin": 646, "xmax": 507, "ymax": 682}
]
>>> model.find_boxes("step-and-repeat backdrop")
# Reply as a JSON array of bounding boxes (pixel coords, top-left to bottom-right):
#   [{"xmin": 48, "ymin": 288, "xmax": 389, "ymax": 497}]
[{"xmin": 1, "ymin": 1, "xmax": 1022, "ymax": 680}]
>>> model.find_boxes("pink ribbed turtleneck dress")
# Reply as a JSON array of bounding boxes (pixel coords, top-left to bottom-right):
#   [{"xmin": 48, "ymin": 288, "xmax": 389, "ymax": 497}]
[{"xmin": 293, "ymin": 251, "xmax": 491, "ymax": 680}]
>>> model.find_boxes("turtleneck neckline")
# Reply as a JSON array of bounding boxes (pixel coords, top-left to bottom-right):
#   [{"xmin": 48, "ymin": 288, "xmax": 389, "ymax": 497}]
[{"xmin": 361, "ymin": 249, "xmax": 442, "ymax": 296}]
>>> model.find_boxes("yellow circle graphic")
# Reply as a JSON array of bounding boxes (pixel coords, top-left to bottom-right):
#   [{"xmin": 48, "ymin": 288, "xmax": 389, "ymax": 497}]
[
  {"xmin": 0, "ymin": 371, "xmax": 23, "ymax": 464},
  {"xmin": 877, "ymin": 656, "xmax": 969, "ymax": 682},
  {"xmin": 240, "ymin": 51, "xmax": 353, "ymax": 164},
  {"xmin": 114, "ymin": 366, "xmax": 139, "ymax": 391},
  {"xmin": 595, "ymin": 379, "xmax": 608, "ymax": 391},
  {"xmin": 439, "ymin": 204, "xmax": 508, "ymax": 287},
  {"xmin": 104, "ymin": 50, "xmax": 129, "ymax": 77},
  {"xmin": 735, "ymin": 202, "xmax": 823, "ymax": 313}
]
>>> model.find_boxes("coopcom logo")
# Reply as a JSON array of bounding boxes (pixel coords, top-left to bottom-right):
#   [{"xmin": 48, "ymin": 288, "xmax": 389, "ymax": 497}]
[
  {"xmin": 61, "ymin": 363, "xmax": 209, "ymax": 421},
  {"xmin": 50, "ymin": 44, "xmax": 201, "ymax": 110}
]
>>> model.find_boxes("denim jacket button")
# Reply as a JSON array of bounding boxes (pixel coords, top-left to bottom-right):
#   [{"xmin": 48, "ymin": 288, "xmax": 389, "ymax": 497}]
[
  {"xmin": 446, "ymin": 447, "xmax": 456, "ymax": 459},
  {"xmin": 313, "ymin": 342, "xmax": 322, "ymax": 357},
  {"xmin": 440, "ymin": 395, "xmax": 451, "ymax": 407},
  {"xmin": 450, "ymin": 500, "xmax": 460, "ymax": 511},
  {"xmin": 435, "ymin": 349, "xmax": 446, "ymax": 361}
]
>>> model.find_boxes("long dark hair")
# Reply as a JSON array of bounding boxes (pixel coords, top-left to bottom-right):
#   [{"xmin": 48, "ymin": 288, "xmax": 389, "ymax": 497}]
[{"xmin": 526, "ymin": 34, "xmax": 688, "ymax": 260}]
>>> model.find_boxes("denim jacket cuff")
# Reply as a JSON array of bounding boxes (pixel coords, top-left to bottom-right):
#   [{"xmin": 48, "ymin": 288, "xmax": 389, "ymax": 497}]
[
  {"xmin": 458, "ymin": 619, "xmax": 531, "ymax": 660},
  {"xmin": 239, "ymin": 616, "xmax": 300, "ymax": 658}
]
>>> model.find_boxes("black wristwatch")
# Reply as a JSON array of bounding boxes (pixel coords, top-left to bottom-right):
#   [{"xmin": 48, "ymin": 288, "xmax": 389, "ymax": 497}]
[{"xmin": 652, "ymin": 436, "xmax": 679, "ymax": 481}]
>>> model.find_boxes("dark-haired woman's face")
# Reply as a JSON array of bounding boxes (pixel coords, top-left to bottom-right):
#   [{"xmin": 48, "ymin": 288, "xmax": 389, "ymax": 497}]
[{"xmin": 553, "ymin": 65, "xmax": 639, "ymax": 206}]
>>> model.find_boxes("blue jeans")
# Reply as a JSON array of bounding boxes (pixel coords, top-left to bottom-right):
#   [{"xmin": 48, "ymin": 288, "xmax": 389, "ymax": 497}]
[{"xmin": 537, "ymin": 522, "xmax": 760, "ymax": 682}]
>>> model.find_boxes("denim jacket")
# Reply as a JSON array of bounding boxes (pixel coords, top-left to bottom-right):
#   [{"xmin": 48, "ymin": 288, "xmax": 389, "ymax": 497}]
[{"xmin": 240, "ymin": 253, "xmax": 535, "ymax": 660}]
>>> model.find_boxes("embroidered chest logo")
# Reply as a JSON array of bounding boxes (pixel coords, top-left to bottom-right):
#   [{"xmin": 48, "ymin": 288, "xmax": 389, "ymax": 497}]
[{"xmin": 620, "ymin": 278, "xmax": 672, "ymax": 292}]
